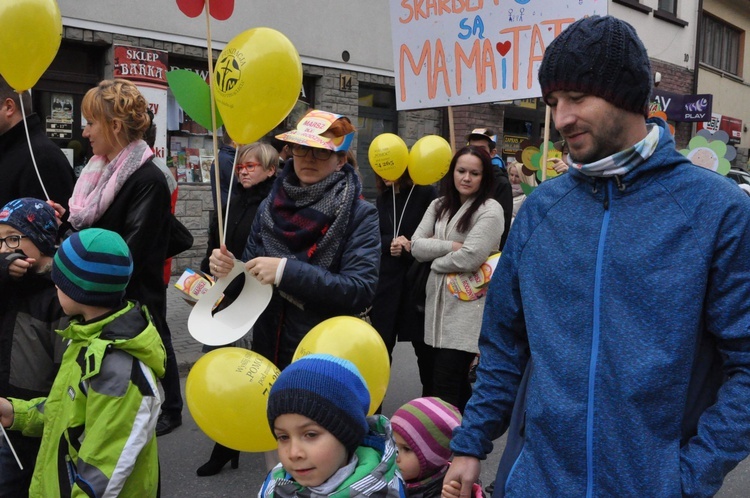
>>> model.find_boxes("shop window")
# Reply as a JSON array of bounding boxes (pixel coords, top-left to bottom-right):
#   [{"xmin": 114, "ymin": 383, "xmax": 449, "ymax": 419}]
[
  {"xmin": 700, "ymin": 14, "xmax": 742, "ymax": 76},
  {"xmin": 357, "ymin": 85, "xmax": 398, "ymax": 201}
]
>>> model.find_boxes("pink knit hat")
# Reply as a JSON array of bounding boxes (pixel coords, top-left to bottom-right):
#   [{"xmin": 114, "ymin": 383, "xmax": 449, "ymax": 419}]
[{"xmin": 390, "ymin": 397, "xmax": 462, "ymax": 480}]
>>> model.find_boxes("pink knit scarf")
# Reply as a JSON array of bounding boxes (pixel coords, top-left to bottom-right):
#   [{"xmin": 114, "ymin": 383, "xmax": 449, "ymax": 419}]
[{"xmin": 68, "ymin": 140, "xmax": 153, "ymax": 229}]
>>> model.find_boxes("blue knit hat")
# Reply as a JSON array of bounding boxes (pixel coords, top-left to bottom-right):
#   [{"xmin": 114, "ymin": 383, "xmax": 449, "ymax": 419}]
[
  {"xmin": 538, "ymin": 16, "xmax": 652, "ymax": 116},
  {"xmin": 267, "ymin": 354, "xmax": 370, "ymax": 453},
  {"xmin": 0, "ymin": 198, "xmax": 58, "ymax": 256},
  {"xmin": 52, "ymin": 228, "xmax": 133, "ymax": 308}
]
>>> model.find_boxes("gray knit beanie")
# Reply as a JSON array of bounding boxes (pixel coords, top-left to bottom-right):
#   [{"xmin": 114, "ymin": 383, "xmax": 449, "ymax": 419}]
[{"xmin": 538, "ymin": 16, "xmax": 653, "ymax": 116}]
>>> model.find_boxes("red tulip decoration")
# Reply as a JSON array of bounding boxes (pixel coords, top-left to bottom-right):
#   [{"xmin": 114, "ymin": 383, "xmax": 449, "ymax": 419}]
[{"xmin": 176, "ymin": 0, "xmax": 234, "ymax": 20}]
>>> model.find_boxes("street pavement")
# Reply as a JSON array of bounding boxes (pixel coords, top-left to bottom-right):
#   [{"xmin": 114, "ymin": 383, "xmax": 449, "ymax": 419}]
[{"xmin": 160, "ymin": 277, "xmax": 750, "ymax": 497}]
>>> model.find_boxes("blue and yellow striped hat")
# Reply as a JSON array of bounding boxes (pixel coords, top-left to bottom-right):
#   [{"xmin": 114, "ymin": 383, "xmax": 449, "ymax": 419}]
[{"xmin": 52, "ymin": 228, "xmax": 133, "ymax": 308}]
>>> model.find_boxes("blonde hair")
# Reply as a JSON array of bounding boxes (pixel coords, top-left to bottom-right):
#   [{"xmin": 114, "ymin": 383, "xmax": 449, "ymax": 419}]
[
  {"xmin": 81, "ymin": 79, "xmax": 150, "ymax": 151},
  {"xmin": 237, "ymin": 142, "xmax": 278, "ymax": 172}
]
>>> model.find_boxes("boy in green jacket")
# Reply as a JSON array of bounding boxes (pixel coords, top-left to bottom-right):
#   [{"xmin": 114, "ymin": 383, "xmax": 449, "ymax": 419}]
[{"xmin": 0, "ymin": 228, "xmax": 166, "ymax": 497}]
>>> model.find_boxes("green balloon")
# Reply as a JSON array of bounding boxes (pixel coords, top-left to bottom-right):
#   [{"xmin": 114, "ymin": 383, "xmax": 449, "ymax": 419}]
[{"xmin": 166, "ymin": 69, "xmax": 223, "ymax": 130}]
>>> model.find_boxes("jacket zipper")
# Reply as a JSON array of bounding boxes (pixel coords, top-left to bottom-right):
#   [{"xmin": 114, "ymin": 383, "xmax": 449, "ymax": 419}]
[{"xmin": 586, "ymin": 181, "xmax": 613, "ymax": 498}]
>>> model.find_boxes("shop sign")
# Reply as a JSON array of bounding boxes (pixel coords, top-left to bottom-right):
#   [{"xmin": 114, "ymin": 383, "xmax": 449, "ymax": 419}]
[
  {"xmin": 650, "ymin": 90, "xmax": 712, "ymax": 122},
  {"xmin": 502, "ymin": 134, "xmax": 528, "ymax": 155},
  {"xmin": 114, "ymin": 45, "xmax": 169, "ymax": 86},
  {"xmin": 697, "ymin": 113, "xmax": 742, "ymax": 145}
]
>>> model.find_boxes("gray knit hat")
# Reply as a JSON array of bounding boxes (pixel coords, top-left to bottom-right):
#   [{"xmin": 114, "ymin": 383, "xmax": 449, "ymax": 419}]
[{"xmin": 538, "ymin": 16, "xmax": 652, "ymax": 116}]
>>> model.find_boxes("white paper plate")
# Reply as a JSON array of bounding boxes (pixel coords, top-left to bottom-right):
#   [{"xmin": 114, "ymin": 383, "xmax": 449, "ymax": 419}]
[{"xmin": 188, "ymin": 260, "xmax": 273, "ymax": 346}]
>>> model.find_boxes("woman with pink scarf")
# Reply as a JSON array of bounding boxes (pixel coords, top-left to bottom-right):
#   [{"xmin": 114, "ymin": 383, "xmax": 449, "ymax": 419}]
[{"xmin": 55, "ymin": 79, "xmax": 183, "ymax": 437}]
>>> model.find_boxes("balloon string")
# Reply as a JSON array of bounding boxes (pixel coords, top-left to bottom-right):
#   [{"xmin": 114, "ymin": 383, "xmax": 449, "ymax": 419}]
[
  {"xmin": 391, "ymin": 187, "xmax": 397, "ymax": 241},
  {"xmin": 221, "ymin": 151, "xmax": 239, "ymax": 247},
  {"xmin": 18, "ymin": 94, "xmax": 50, "ymax": 201},
  {"xmin": 205, "ymin": 7, "xmax": 223, "ymax": 245},
  {"xmin": 394, "ymin": 184, "xmax": 415, "ymax": 238},
  {"xmin": 0, "ymin": 424, "xmax": 23, "ymax": 470}
]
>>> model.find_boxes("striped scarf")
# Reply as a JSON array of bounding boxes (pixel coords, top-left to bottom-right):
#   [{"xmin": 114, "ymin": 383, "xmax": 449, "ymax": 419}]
[
  {"xmin": 570, "ymin": 124, "xmax": 660, "ymax": 177},
  {"xmin": 259, "ymin": 163, "xmax": 359, "ymax": 270}
]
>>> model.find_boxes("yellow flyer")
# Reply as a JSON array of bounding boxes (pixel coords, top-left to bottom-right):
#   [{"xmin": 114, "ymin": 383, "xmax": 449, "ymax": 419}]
[{"xmin": 446, "ymin": 252, "xmax": 501, "ymax": 301}]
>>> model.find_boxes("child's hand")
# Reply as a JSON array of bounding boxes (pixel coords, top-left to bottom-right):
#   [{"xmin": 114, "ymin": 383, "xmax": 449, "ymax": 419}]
[
  {"xmin": 442, "ymin": 456, "xmax": 480, "ymax": 498},
  {"xmin": 442, "ymin": 480, "xmax": 462, "ymax": 498},
  {"xmin": 8, "ymin": 257, "xmax": 34, "ymax": 279},
  {"xmin": 0, "ymin": 397, "xmax": 14, "ymax": 428}
]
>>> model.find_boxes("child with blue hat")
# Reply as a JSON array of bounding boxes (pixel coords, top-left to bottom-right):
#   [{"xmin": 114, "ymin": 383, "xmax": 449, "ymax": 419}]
[{"xmin": 262, "ymin": 354, "xmax": 405, "ymax": 498}]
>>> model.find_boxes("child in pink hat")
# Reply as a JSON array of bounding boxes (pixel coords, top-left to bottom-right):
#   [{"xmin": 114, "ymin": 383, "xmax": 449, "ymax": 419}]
[{"xmin": 391, "ymin": 397, "xmax": 483, "ymax": 498}]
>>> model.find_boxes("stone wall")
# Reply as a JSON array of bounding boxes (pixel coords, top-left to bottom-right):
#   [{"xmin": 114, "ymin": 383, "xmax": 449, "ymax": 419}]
[{"xmin": 172, "ymin": 185, "xmax": 213, "ymax": 274}]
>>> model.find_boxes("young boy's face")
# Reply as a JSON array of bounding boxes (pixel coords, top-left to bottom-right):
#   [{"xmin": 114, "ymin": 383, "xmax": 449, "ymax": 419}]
[
  {"xmin": 273, "ymin": 413, "xmax": 349, "ymax": 487},
  {"xmin": 0, "ymin": 224, "xmax": 43, "ymax": 264},
  {"xmin": 393, "ymin": 431, "xmax": 420, "ymax": 482}
]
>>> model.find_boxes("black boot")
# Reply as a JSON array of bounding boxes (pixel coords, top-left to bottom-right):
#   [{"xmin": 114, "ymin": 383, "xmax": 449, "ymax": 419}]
[{"xmin": 196, "ymin": 443, "xmax": 240, "ymax": 477}]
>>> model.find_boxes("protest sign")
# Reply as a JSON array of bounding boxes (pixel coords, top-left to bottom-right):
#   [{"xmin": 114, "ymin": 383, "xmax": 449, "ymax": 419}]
[{"xmin": 388, "ymin": 0, "xmax": 605, "ymax": 110}]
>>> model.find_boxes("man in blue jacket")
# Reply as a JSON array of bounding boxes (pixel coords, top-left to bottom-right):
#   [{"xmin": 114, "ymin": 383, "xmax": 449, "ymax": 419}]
[{"xmin": 444, "ymin": 16, "xmax": 750, "ymax": 498}]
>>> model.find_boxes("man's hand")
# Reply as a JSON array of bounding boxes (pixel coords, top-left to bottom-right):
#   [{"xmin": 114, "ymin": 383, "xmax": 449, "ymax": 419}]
[
  {"xmin": 442, "ymin": 456, "xmax": 481, "ymax": 498},
  {"xmin": 0, "ymin": 398, "xmax": 14, "ymax": 428}
]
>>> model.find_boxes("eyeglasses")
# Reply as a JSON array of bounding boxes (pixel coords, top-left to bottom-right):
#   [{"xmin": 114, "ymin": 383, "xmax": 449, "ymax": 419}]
[
  {"xmin": 0, "ymin": 235, "xmax": 27, "ymax": 249},
  {"xmin": 290, "ymin": 144, "xmax": 334, "ymax": 161},
  {"xmin": 235, "ymin": 161, "xmax": 263, "ymax": 174}
]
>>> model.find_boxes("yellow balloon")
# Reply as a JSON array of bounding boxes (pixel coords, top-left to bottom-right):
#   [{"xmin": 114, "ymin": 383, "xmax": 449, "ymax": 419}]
[
  {"xmin": 0, "ymin": 0, "xmax": 62, "ymax": 91},
  {"xmin": 408, "ymin": 135, "xmax": 453, "ymax": 185},
  {"xmin": 186, "ymin": 348, "xmax": 280, "ymax": 452},
  {"xmin": 213, "ymin": 28, "xmax": 302, "ymax": 144},
  {"xmin": 293, "ymin": 317, "xmax": 390, "ymax": 415},
  {"xmin": 369, "ymin": 133, "xmax": 408, "ymax": 181}
]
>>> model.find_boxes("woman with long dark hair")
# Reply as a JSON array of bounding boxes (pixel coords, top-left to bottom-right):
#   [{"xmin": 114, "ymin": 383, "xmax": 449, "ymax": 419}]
[{"xmin": 410, "ymin": 146, "xmax": 504, "ymax": 411}]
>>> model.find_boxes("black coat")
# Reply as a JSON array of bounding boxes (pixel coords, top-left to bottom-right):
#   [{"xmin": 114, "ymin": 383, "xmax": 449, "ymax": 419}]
[
  {"xmin": 370, "ymin": 184, "xmax": 438, "ymax": 351},
  {"xmin": 89, "ymin": 161, "xmax": 172, "ymax": 333},
  {"xmin": 0, "ymin": 114, "xmax": 75, "ymax": 209},
  {"xmin": 201, "ymin": 176, "xmax": 274, "ymax": 274},
  {"xmin": 492, "ymin": 166, "xmax": 513, "ymax": 250}
]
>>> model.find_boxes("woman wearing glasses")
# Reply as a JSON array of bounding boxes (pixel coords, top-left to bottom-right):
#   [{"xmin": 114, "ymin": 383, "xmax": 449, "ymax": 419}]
[
  {"xmin": 200, "ymin": 143, "xmax": 277, "ymax": 278},
  {"xmin": 196, "ymin": 142, "xmax": 277, "ymax": 477},
  {"xmin": 207, "ymin": 109, "xmax": 380, "ymax": 473}
]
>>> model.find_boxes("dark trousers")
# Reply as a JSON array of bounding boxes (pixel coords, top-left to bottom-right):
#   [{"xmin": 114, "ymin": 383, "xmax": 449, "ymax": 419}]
[
  {"xmin": 0, "ymin": 432, "xmax": 40, "ymax": 498},
  {"xmin": 425, "ymin": 346, "xmax": 476, "ymax": 413},
  {"xmin": 152, "ymin": 309, "xmax": 183, "ymax": 416}
]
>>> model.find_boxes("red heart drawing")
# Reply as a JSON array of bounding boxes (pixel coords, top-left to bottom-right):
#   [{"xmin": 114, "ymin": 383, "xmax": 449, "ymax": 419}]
[
  {"xmin": 176, "ymin": 0, "xmax": 234, "ymax": 20},
  {"xmin": 496, "ymin": 41, "xmax": 511, "ymax": 56}
]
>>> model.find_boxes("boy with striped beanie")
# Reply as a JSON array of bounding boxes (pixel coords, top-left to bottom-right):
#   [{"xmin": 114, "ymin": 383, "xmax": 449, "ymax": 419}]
[
  {"xmin": 391, "ymin": 397, "xmax": 462, "ymax": 496},
  {"xmin": 261, "ymin": 354, "xmax": 405, "ymax": 498},
  {"xmin": 0, "ymin": 228, "xmax": 166, "ymax": 497}
]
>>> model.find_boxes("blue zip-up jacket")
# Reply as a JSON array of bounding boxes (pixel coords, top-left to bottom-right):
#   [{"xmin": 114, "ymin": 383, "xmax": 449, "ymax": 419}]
[{"xmin": 451, "ymin": 120, "xmax": 750, "ymax": 497}]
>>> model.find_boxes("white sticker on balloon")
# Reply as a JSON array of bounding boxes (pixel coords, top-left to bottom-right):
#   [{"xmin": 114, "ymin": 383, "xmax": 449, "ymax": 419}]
[{"xmin": 188, "ymin": 260, "xmax": 272, "ymax": 346}]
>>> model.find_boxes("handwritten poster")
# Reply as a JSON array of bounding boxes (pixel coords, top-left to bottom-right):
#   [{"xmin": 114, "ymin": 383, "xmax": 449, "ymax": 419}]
[{"xmin": 388, "ymin": 0, "xmax": 606, "ymax": 110}]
